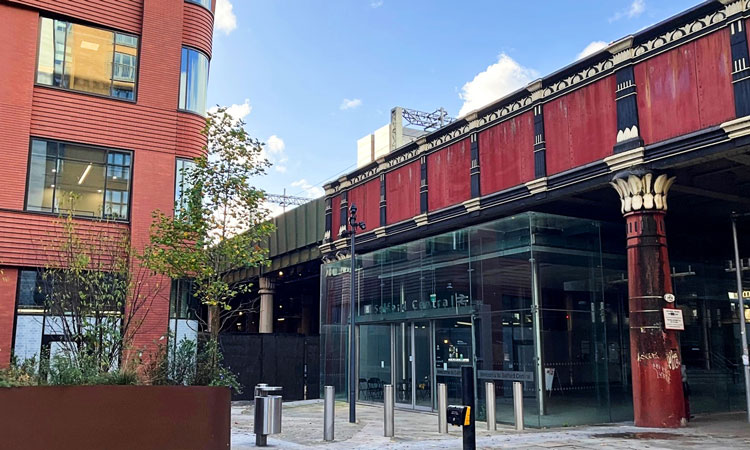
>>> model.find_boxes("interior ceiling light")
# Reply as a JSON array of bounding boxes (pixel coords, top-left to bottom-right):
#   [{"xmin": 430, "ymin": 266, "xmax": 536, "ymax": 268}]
[{"xmin": 78, "ymin": 163, "xmax": 92, "ymax": 185}]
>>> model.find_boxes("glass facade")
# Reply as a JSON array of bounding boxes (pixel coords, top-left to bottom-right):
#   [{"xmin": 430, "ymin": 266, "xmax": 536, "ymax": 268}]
[
  {"xmin": 26, "ymin": 139, "xmax": 132, "ymax": 220},
  {"xmin": 186, "ymin": 0, "xmax": 212, "ymax": 10},
  {"xmin": 36, "ymin": 17, "xmax": 139, "ymax": 100},
  {"xmin": 179, "ymin": 47, "xmax": 209, "ymax": 115},
  {"xmin": 321, "ymin": 211, "xmax": 749, "ymax": 427}
]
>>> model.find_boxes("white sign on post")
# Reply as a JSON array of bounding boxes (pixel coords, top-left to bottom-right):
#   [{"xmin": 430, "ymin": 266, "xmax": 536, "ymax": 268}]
[{"xmin": 663, "ymin": 308, "xmax": 685, "ymax": 330}]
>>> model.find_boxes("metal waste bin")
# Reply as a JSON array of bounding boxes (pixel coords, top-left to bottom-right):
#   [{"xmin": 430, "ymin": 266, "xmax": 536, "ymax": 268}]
[{"xmin": 254, "ymin": 384, "xmax": 283, "ymax": 446}]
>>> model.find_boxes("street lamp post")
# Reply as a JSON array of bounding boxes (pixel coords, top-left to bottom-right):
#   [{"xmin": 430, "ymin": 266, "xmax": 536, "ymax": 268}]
[{"xmin": 342, "ymin": 204, "xmax": 365, "ymax": 424}]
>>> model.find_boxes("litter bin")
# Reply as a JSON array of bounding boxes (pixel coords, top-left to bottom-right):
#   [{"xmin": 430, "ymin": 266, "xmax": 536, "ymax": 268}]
[{"xmin": 254, "ymin": 384, "xmax": 283, "ymax": 447}]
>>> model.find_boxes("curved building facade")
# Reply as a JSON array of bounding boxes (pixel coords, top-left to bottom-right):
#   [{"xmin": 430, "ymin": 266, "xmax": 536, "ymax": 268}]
[{"xmin": 0, "ymin": 0, "xmax": 214, "ymax": 365}]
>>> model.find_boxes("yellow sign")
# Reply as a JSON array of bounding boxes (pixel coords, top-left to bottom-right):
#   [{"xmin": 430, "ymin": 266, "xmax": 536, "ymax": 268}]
[
  {"xmin": 728, "ymin": 291, "xmax": 750, "ymax": 300},
  {"xmin": 464, "ymin": 406, "xmax": 471, "ymax": 426}
]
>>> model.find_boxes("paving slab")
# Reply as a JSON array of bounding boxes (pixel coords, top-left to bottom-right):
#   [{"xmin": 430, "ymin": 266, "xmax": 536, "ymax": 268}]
[{"xmin": 231, "ymin": 400, "xmax": 750, "ymax": 449}]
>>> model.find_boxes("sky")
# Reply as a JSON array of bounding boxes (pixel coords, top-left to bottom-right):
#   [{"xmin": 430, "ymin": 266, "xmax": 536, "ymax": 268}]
[{"xmin": 207, "ymin": 0, "xmax": 703, "ymax": 214}]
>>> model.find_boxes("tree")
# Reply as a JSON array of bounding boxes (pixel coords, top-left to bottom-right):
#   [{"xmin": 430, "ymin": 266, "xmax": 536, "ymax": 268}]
[
  {"xmin": 142, "ymin": 107, "xmax": 273, "ymax": 341},
  {"xmin": 40, "ymin": 199, "xmax": 160, "ymax": 375}
]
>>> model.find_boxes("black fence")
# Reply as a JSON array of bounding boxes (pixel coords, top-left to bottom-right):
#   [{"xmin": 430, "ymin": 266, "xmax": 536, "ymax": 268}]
[{"xmin": 219, "ymin": 334, "xmax": 320, "ymax": 401}]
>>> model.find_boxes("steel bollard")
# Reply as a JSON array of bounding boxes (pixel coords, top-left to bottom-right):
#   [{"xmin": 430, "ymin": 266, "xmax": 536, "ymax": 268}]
[
  {"xmin": 513, "ymin": 381, "xmax": 524, "ymax": 431},
  {"xmin": 485, "ymin": 381, "xmax": 496, "ymax": 431},
  {"xmin": 324, "ymin": 386, "xmax": 335, "ymax": 441},
  {"xmin": 437, "ymin": 383, "xmax": 448, "ymax": 434},
  {"xmin": 384, "ymin": 384, "xmax": 394, "ymax": 437}
]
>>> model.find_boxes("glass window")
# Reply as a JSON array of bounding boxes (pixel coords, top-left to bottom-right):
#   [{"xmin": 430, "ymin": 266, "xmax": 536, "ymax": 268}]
[
  {"xmin": 179, "ymin": 47, "xmax": 209, "ymax": 115},
  {"xmin": 170, "ymin": 279, "xmax": 200, "ymax": 320},
  {"xmin": 175, "ymin": 158, "xmax": 197, "ymax": 216},
  {"xmin": 186, "ymin": 0, "xmax": 212, "ymax": 10},
  {"xmin": 17, "ymin": 270, "xmax": 47, "ymax": 309},
  {"xmin": 36, "ymin": 17, "xmax": 139, "ymax": 100},
  {"xmin": 25, "ymin": 139, "xmax": 132, "ymax": 220}
]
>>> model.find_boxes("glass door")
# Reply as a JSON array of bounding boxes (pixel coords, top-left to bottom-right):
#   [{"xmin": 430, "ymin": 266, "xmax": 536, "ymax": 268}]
[
  {"xmin": 435, "ymin": 318, "xmax": 473, "ymax": 406},
  {"xmin": 394, "ymin": 322, "xmax": 412, "ymax": 406},
  {"xmin": 359, "ymin": 324, "xmax": 391, "ymax": 403},
  {"xmin": 414, "ymin": 321, "xmax": 432, "ymax": 409},
  {"xmin": 392, "ymin": 321, "xmax": 434, "ymax": 409}
]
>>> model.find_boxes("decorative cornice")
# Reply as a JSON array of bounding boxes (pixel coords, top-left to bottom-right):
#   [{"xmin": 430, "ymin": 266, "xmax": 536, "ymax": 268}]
[
  {"xmin": 721, "ymin": 115, "xmax": 750, "ymax": 139},
  {"xmin": 478, "ymin": 95, "xmax": 533, "ymax": 127},
  {"xmin": 633, "ymin": 6, "xmax": 733, "ymax": 58},
  {"xmin": 372, "ymin": 226, "xmax": 387, "ymax": 238},
  {"xmin": 462, "ymin": 197, "xmax": 481, "ymax": 213},
  {"xmin": 424, "ymin": 123, "xmax": 472, "ymax": 150},
  {"xmin": 524, "ymin": 177, "xmax": 548, "ymax": 195},
  {"xmin": 543, "ymin": 57, "xmax": 615, "ymax": 98},
  {"xmin": 326, "ymin": 1, "xmax": 737, "ymax": 197},
  {"xmin": 610, "ymin": 173, "xmax": 676, "ymax": 214},
  {"xmin": 604, "ymin": 146, "xmax": 645, "ymax": 172},
  {"xmin": 414, "ymin": 213, "xmax": 429, "ymax": 227}
]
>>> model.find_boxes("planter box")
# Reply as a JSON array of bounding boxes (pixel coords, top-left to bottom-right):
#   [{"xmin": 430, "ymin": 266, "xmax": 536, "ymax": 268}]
[{"xmin": 0, "ymin": 385, "xmax": 230, "ymax": 450}]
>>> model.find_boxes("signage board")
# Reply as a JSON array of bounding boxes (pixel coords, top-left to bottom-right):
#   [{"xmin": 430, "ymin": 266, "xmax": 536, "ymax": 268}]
[
  {"xmin": 663, "ymin": 308, "xmax": 685, "ymax": 331},
  {"xmin": 477, "ymin": 370, "xmax": 533, "ymax": 382}
]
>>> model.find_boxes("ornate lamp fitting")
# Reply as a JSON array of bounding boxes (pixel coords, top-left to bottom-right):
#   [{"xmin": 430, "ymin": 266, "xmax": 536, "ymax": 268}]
[{"xmin": 610, "ymin": 173, "xmax": 675, "ymax": 214}]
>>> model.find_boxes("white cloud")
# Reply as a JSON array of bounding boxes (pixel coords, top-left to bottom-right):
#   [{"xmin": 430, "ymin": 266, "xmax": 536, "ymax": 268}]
[
  {"xmin": 370, "ymin": 0, "xmax": 384, "ymax": 8},
  {"xmin": 610, "ymin": 0, "xmax": 645, "ymax": 23},
  {"xmin": 291, "ymin": 179, "xmax": 325, "ymax": 199},
  {"xmin": 458, "ymin": 53, "xmax": 538, "ymax": 117},
  {"xmin": 264, "ymin": 135, "xmax": 289, "ymax": 173},
  {"xmin": 340, "ymin": 98, "xmax": 363, "ymax": 110},
  {"xmin": 576, "ymin": 41, "xmax": 608, "ymax": 60},
  {"xmin": 215, "ymin": 0, "xmax": 237, "ymax": 35},
  {"xmin": 209, "ymin": 98, "xmax": 252, "ymax": 124}
]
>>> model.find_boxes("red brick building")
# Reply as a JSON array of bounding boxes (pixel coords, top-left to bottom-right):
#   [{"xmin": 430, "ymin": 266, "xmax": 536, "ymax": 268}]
[{"xmin": 0, "ymin": 0, "xmax": 214, "ymax": 366}]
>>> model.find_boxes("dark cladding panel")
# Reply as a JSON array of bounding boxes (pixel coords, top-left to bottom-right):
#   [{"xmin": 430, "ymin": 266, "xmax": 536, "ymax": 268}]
[
  {"xmin": 479, "ymin": 110, "xmax": 535, "ymax": 195},
  {"xmin": 385, "ymin": 160, "xmax": 421, "ymax": 224},
  {"xmin": 427, "ymin": 138, "xmax": 471, "ymax": 211},
  {"xmin": 470, "ymin": 133, "xmax": 480, "ymax": 198},
  {"xmin": 331, "ymin": 194, "xmax": 342, "ymax": 240},
  {"xmin": 734, "ymin": 19, "xmax": 750, "ymax": 116},
  {"xmin": 544, "ymin": 75, "xmax": 617, "ymax": 175},
  {"xmin": 613, "ymin": 66, "xmax": 643, "ymax": 153},
  {"xmin": 636, "ymin": 30, "xmax": 733, "ymax": 145}
]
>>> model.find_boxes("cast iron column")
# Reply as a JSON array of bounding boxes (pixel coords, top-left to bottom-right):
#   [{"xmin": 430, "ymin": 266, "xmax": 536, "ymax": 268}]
[
  {"xmin": 258, "ymin": 277, "xmax": 275, "ymax": 334},
  {"xmin": 610, "ymin": 172, "xmax": 685, "ymax": 428}
]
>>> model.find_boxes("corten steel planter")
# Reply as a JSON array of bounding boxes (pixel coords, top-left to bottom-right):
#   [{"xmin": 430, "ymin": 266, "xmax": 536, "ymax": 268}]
[{"xmin": 0, "ymin": 385, "xmax": 230, "ymax": 450}]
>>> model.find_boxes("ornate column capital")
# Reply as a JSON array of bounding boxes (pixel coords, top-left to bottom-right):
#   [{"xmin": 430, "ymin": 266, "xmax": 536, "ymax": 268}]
[
  {"xmin": 610, "ymin": 172, "xmax": 675, "ymax": 215},
  {"xmin": 258, "ymin": 276, "xmax": 276, "ymax": 294}
]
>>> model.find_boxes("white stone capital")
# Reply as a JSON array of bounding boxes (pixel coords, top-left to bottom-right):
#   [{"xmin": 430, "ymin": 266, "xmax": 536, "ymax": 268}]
[{"xmin": 610, "ymin": 173, "xmax": 675, "ymax": 215}]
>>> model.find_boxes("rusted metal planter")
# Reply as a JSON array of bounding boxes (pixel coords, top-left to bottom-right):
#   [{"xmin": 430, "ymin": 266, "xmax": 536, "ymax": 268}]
[{"xmin": 0, "ymin": 385, "xmax": 230, "ymax": 450}]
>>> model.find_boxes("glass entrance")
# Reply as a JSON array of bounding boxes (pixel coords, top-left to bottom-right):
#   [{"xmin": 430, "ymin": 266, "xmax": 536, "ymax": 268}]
[
  {"xmin": 393, "ymin": 321, "xmax": 433, "ymax": 409},
  {"xmin": 435, "ymin": 318, "xmax": 473, "ymax": 405}
]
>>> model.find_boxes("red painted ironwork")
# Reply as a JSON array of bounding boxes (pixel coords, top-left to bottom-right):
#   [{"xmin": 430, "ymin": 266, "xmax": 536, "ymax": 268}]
[{"xmin": 625, "ymin": 210, "xmax": 685, "ymax": 427}]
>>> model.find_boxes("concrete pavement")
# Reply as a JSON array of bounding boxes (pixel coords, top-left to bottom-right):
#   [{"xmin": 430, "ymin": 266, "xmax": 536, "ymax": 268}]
[{"xmin": 231, "ymin": 400, "xmax": 750, "ymax": 449}]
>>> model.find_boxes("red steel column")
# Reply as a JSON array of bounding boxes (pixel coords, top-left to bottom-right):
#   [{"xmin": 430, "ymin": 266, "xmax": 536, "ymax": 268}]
[{"xmin": 611, "ymin": 172, "xmax": 685, "ymax": 428}]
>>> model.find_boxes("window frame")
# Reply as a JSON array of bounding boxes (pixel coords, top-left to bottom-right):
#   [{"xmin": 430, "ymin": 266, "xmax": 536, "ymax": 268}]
[
  {"xmin": 34, "ymin": 15, "xmax": 142, "ymax": 103},
  {"xmin": 178, "ymin": 46, "xmax": 210, "ymax": 117},
  {"xmin": 185, "ymin": 0, "xmax": 213, "ymax": 12},
  {"xmin": 174, "ymin": 157, "xmax": 197, "ymax": 217},
  {"xmin": 23, "ymin": 137, "xmax": 134, "ymax": 222}
]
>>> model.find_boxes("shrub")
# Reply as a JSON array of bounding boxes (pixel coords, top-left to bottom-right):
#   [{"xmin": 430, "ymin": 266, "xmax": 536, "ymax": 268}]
[{"xmin": 0, "ymin": 356, "xmax": 40, "ymax": 387}]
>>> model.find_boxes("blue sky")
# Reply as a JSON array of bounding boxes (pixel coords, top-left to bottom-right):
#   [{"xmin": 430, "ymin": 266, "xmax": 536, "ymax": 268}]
[{"xmin": 207, "ymin": 0, "xmax": 702, "ymax": 211}]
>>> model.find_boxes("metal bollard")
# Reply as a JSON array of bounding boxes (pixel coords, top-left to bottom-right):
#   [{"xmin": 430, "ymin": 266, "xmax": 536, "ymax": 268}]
[
  {"xmin": 437, "ymin": 383, "xmax": 448, "ymax": 434},
  {"xmin": 485, "ymin": 381, "xmax": 496, "ymax": 431},
  {"xmin": 513, "ymin": 381, "xmax": 524, "ymax": 431},
  {"xmin": 324, "ymin": 386, "xmax": 335, "ymax": 441},
  {"xmin": 384, "ymin": 384, "xmax": 394, "ymax": 437}
]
